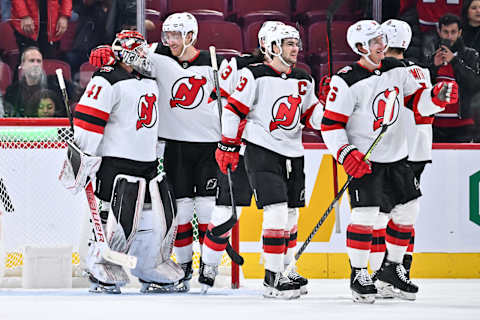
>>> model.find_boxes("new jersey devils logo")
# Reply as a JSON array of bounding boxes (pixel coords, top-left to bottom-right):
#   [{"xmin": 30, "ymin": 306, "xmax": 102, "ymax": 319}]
[
  {"xmin": 372, "ymin": 87, "xmax": 400, "ymax": 131},
  {"xmin": 269, "ymin": 95, "xmax": 302, "ymax": 132},
  {"xmin": 170, "ymin": 76, "xmax": 207, "ymax": 109},
  {"xmin": 136, "ymin": 94, "xmax": 157, "ymax": 130}
]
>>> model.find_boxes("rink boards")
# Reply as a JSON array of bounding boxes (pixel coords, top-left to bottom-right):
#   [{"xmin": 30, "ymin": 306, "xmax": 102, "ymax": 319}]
[{"xmin": 238, "ymin": 143, "xmax": 480, "ymax": 278}]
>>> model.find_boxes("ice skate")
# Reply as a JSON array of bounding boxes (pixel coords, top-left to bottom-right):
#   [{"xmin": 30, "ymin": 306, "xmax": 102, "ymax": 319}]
[
  {"xmin": 285, "ymin": 267, "xmax": 308, "ymax": 295},
  {"xmin": 376, "ymin": 260, "xmax": 418, "ymax": 301},
  {"xmin": 198, "ymin": 260, "xmax": 218, "ymax": 294},
  {"xmin": 263, "ymin": 269, "xmax": 301, "ymax": 300},
  {"xmin": 350, "ymin": 268, "xmax": 377, "ymax": 304}
]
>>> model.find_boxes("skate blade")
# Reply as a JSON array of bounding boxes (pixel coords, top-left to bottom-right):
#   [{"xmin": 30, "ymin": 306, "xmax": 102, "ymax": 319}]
[
  {"xmin": 352, "ymin": 291, "xmax": 375, "ymax": 304},
  {"xmin": 200, "ymin": 284, "xmax": 210, "ymax": 294},
  {"xmin": 140, "ymin": 281, "xmax": 188, "ymax": 294},
  {"xmin": 375, "ymin": 281, "xmax": 396, "ymax": 299},
  {"xmin": 395, "ymin": 290, "xmax": 417, "ymax": 301},
  {"xmin": 263, "ymin": 287, "xmax": 301, "ymax": 300},
  {"xmin": 89, "ymin": 283, "xmax": 121, "ymax": 294},
  {"xmin": 300, "ymin": 285, "xmax": 308, "ymax": 295}
]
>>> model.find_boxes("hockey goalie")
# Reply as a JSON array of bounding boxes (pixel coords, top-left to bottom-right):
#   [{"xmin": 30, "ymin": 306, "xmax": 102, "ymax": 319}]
[{"xmin": 59, "ymin": 30, "xmax": 185, "ymax": 294}]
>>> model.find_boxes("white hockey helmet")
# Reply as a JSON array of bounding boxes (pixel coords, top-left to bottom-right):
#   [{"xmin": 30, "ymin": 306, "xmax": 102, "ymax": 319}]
[
  {"xmin": 265, "ymin": 24, "xmax": 302, "ymax": 55},
  {"xmin": 162, "ymin": 12, "xmax": 198, "ymax": 55},
  {"xmin": 346, "ymin": 20, "xmax": 387, "ymax": 56},
  {"xmin": 258, "ymin": 21, "xmax": 285, "ymax": 54},
  {"xmin": 381, "ymin": 19, "xmax": 412, "ymax": 50}
]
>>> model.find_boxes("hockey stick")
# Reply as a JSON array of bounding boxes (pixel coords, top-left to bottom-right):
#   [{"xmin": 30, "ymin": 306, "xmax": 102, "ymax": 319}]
[
  {"xmin": 56, "ymin": 69, "xmax": 137, "ymax": 269},
  {"xmin": 326, "ymin": 0, "xmax": 347, "ymax": 234},
  {"xmin": 208, "ymin": 46, "xmax": 244, "ymax": 266},
  {"xmin": 284, "ymin": 90, "xmax": 398, "ymax": 275}
]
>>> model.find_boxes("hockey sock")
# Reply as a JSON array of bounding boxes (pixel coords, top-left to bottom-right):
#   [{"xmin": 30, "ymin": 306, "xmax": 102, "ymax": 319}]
[
  {"xmin": 174, "ymin": 222, "xmax": 194, "ymax": 264},
  {"xmin": 283, "ymin": 208, "xmax": 299, "ymax": 266},
  {"xmin": 346, "ymin": 224, "xmax": 372, "ymax": 268},
  {"xmin": 407, "ymin": 228, "xmax": 415, "ymax": 255},
  {"xmin": 369, "ymin": 228, "xmax": 386, "ymax": 272},
  {"xmin": 385, "ymin": 220, "xmax": 413, "ymax": 263},
  {"xmin": 202, "ymin": 205, "xmax": 233, "ymax": 265},
  {"xmin": 263, "ymin": 229, "xmax": 286, "ymax": 272}
]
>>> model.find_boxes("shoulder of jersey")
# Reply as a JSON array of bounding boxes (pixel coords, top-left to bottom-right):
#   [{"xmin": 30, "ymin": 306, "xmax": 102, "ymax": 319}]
[
  {"xmin": 235, "ymin": 54, "xmax": 263, "ymax": 69},
  {"xmin": 245, "ymin": 63, "xmax": 311, "ymax": 81},
  {"xmin": 402, "ymin": 58, "xmax": 428, "ymax": 69},
  {"xmin": 186, "ymin": 50, "xmax": 225, "ymax": 67},
  {"xmin": 92, "ymin": 65, "xmax": 135, "ymax": 85},
  {"xmin": 335, "ymin": 58, "xmax": 404, "ymax": 87},
  {"xmin": 153, "ymin": 43, "xmax": 175, "ymax": 58}
]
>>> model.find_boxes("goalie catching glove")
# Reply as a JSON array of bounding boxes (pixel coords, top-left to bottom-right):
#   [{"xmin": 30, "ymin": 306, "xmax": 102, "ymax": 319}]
[
  {"xmin": 337, "ymin": 144, "xmax": 372, "ymax": 179},
  {"xmin": 59, "ymin": 141, "xmax": 101, "ymax": 194},
  {"xmin": 431, "ymin": 81, "xmax": 458, "ymax": 107},
  {"xmin": 215, "ymin": 136, "xmax": 240, "ymax": 174}
]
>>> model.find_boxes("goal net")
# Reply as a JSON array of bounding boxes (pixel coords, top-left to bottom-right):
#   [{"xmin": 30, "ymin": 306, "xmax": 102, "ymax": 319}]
[{"xmin": 0, "ymin": 118, "xmax": 240, "ymax": 288}]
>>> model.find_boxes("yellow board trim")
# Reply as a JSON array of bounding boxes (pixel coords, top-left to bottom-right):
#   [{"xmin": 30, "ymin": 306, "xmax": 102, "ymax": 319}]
[{"xmin": 241, "ymin": 252, "xmax": 480, "ymax": 278}]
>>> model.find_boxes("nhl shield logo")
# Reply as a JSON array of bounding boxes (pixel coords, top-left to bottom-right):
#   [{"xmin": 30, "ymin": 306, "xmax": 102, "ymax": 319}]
[
  {"xmin": 372, "ymin": 87, "xmax": 400, "ymax": 130},
  {"xmin": 170, "ymin": 76, "xmax": 207, "ymax": 109},
  {"xmin": 136, "ymin": 93, "xmax": 158, "ymax": 130}
]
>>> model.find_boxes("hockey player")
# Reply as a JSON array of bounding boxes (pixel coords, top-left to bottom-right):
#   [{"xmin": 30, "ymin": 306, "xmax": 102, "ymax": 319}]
[
  {"xmin": 320, "ymin": 20, "xmax": 458, "ymax": 303},
  {"xmin": 199, "ymin": 21, "xmax": 309, "ymax": 295},
  {"xmin": 88, "ymin": 12, "xmax": 230, "ymax": 290},
  {"xmin": 60, "ymin": 30, "xmax": 185, "ymax": 293},
  {"xmin": 216, "ymin": 24, "xmax": 322, "ymax": 299},
  {"xmin": 368, "ymin": 19, "xmax": 435, "ymax": 299}
]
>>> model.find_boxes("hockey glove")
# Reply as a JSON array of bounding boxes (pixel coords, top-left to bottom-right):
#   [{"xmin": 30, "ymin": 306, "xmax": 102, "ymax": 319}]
[
  {"xmin": 337, "ymin": 144, "xmax": 372, "ymax": 179},
  {"xmin": 216, "ymin": 136, "xmax": 240, "ymax": 174},
  {"xmin": 318, "ymin": 75, "xmax": 331, "ymax": 106},
  {"xmin": 431, "ymin": 81, "xmax": 458, "ymax": 107},
  {"xmin": 89, "ymin": 45, "xmax": 116, "ymax": 68}
]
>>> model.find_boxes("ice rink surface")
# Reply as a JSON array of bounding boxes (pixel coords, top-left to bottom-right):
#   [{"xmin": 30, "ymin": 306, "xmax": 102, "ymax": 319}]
[{"xmin": 1, "ymin": 279, "xmax": 479, "ymax": 320}]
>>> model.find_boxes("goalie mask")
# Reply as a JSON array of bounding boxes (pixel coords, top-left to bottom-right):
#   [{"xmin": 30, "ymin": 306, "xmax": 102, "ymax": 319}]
[
  {"xmin": 381, "ymin": 19, "xmax": 412, "ymax": 50},
  {"xmin": 112, "ymin": 30, "xmax": 152, "ymax": 76},
  {"xmin": 162, "ymin": 12, "xmax": 198, "ymax": 57},
  {"xmin": 258, "ymin": 21, "xmax": 285, "ymax": 54},
  {"xmin": 265, "ymin": 24, "xmax": 302, "ymax": 67}
]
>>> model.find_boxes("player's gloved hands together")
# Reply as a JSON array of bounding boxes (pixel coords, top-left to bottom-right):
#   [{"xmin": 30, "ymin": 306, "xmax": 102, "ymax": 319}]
[
  {"xmin": 216, "ymin": 136, "xmax": 241, "ymax": 174},
  {"xmin": 431, "ymin": 81, "xmax": 458, "ymax": 107},
  {"xmin": 318, "ymin": 75, "xmax": 331, "ymax": 106},
  {"xmin": 337, "ymin": 144, "xmax": 372, "ymax": 178},
  {"xmin": 89, "ymin": 45, "xmax": 116, "ymax": 68}
]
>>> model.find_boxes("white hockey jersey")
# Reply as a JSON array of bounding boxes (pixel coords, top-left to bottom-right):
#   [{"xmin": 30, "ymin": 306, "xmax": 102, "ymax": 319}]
[
  {"xmin": 400, "ymin": 59, "xmax": 434, "ymax": 162},
  {"xmin": 151, "ymin": 44, "xmax": 229, "ymax": 143},
  {"xmin": 321, "ymin": 58, "xmax": 443, "ymax": 163},
  {"xmin": 223, "ymin": 64, "xmax": 320, "ymax": 157},
  {"xmin": 74, "ymin": 65, "xmax": 159, "ymax": 162}
]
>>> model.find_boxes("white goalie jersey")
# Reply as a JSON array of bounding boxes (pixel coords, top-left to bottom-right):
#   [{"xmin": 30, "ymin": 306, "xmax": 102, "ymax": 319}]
[
  {"xmin": 321, "ymin": 58, "xmax": 443, "ymax": 163},
  {"xmin": 74, "ymin": 65, "xmax": 159, "ymax": 162},
  {"xmin": 223, "ymin": 63, "xmax": 320, "ymax": 157}
]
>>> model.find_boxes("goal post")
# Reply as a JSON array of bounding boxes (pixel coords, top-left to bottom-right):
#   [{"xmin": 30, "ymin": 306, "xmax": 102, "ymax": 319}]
[{"xmin": 0, "ymin": 118, "xmax": 241, "ymax": 288}]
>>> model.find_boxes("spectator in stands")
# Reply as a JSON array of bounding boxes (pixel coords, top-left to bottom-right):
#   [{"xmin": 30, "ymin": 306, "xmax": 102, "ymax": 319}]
[
  {"xmin": 462, "ymin": 0, "xmax": 480, "ymax": 53},
  {"xmin": 4, "ymin": 46, "xmax": 77, "ymax": 117},
  {"xmin": 399, "ymin": 0, "xmax": 463, "ymax": 32},
  {"xmin": 421, "ymin": 13, "xmax": 480, "ymax": 142},
  {"xmin": 65, "ymin": 0, "xmax": 136, "ymax": 81},
  {"xmin": 10, "ymin": 0, "xmax": 72, "ymax": 59},
  {"xmin": 1, "ymin": 0, "xmax": 11, "ymax": 22},
  {"xmin": 27, "ymin": 88, "xmax": 64, "ymax": 117}
]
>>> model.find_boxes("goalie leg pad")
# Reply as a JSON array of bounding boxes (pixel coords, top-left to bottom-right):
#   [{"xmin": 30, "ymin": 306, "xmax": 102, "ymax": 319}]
[
  {"xmin": 85, "ymin": 242, "xmax": 129, "ymax": 288},
  {"xmin": 107, "ymin": 175, "xmax": 146, "ymax": 253},
  {"xmin": 129, "ymin": 174, "xmax": 184, "ymax": 285}
]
